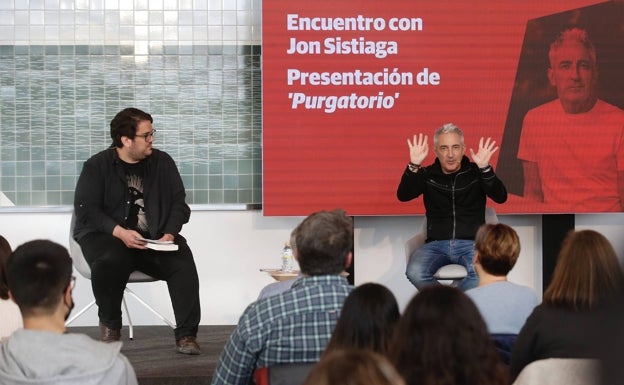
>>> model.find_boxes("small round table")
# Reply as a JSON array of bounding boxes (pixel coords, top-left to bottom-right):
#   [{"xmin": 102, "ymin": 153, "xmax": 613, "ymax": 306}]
[{"xmin": 260, "ymin": 268, "xmax": 299, "ymax": 281}]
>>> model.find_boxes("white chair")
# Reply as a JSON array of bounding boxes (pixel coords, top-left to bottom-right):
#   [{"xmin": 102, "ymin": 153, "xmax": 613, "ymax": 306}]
[
  {"xmin": 66, "ymin": 213, "xmax": 175, "ymax": 339},
  {"xmin": 512, "ymin": 358, "xmax": 600, "ymax": 385},
  {"xmin": 404, "ymin": 207, "xmax": 499, "ymax": 286}
]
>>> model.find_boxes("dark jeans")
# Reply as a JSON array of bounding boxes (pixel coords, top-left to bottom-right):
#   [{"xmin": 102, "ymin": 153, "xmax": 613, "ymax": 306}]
[{"xmin": 78, "ymin": 232, "xmax": 201, "ymax": 340}]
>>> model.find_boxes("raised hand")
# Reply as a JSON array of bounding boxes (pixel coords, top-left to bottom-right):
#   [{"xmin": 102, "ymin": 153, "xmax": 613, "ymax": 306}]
[
  {"xmin": 469, "ymin": 137, "xmax": 498, "ymax": 169},
  {"xmin": 407, "ymin": 133, "xmax": 429, "ymax": 165}
]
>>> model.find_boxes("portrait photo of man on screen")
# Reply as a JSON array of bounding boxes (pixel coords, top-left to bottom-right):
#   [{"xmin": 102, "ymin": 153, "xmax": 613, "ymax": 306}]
[
  {"xmin": 497, "ymin": 2, "xmax": 624, "ymax": 213},
  {"xmin": 518, "ymin": 26, "xmax": 624, "ymax": 212}
]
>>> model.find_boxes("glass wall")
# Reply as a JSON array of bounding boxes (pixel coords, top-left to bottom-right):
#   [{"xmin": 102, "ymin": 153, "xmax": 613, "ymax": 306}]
[{"xmin": 0, "ymin": 0, "xmax": 261, "ymax": 206}]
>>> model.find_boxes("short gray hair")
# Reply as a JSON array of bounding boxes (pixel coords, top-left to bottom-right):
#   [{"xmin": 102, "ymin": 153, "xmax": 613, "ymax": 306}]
[{"xmin": 433, "ymin": 123, "xmax": 464, "ymax": 148}]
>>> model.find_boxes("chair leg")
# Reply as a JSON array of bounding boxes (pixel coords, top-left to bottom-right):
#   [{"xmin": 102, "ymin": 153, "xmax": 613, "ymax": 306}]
[
  {"xmin": 122, "ymin": 296, "xmax": 133, "ymax": 340},
  {"xmin": 64, "ymin": 290, "xmax": 175, "ymax": 339},
  {"xmin": 65, "ymin": 299, "xmax": 96, "ymax": 326},
  {"xmin": 124, "ymin": 286, "xmax": 176, "ymax": 329}
]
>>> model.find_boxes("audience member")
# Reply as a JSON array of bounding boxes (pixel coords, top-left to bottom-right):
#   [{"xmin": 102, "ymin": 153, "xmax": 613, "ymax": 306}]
[
  {"xmin": 211, "ymin": 208, "xmax": 354, "ymax": 385},
  {"xmin": 0, "ymin": 235, "xmax": 23, "ymax": 340},
  {"xmin": 0, "ymin": 235, "xmax": 22, "ymax": 339},
  {"xmin": 0, "ymin": 235, "xmax": 11, "ymax": 300},
  {"xmin": 0, "ymin": 240, "xmax": 138, "ymax": 384},
  {"xmin": 466, "ymin": 223, "xmax": 539, "ymax": 333},
  {"xmin": 389, "ymin": 285, "xmax": 507, "ymax": 385},
  {"xmin": 73, "ymin": 107, "xmax": 201, "ymax": 354},
  {"xmin": 597, "ymin": 286, "xmax": 624, "ymax": 385},
  {"xmin": 303, "ymin": 348, "xmax": 405, "ymax": 385},
  {"xmin": 510, "ymin": 229, "xmax": 624, "ymax": 381},
  {"xmin": 324, "ymin": 282, "xmax": 399, "ymax": 355},
  {"xmin": 257, "ymin": 274, "xmax": 299, "ymax": 300}
]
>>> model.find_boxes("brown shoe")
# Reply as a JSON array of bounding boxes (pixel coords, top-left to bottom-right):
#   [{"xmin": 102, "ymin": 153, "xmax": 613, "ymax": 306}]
[
  {"xmin": 99, "ymin": 322, "xmax": 121, "ymax": 342},
  {"xmin": 176, "ymin": 336, "xmax": 201, "ymax": 355}
]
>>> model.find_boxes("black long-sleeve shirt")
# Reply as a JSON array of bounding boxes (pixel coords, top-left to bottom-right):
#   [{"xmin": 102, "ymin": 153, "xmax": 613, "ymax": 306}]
[
  {"xmin": 73, "ymin": 147, "xmax": 190, "ymax": 241},
  {"xmin": 397, "ymin": 156, "xmax": 507, "ymax": 240},
  {"xmin": 510, "ymin": 304, "xmax": 604, "ymax": 382}
]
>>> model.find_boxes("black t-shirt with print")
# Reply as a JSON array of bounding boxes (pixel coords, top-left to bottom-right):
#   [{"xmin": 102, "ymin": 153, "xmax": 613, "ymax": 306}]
[{"xmin": 121, "ymin": 159, "xmax": 150, "ymax": 238}]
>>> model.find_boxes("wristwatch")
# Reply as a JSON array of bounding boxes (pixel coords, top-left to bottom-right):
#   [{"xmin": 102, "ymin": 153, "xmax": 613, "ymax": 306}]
[{"xmin": 408, "ymin": 162, "xmax": 420, "ymax": 173}]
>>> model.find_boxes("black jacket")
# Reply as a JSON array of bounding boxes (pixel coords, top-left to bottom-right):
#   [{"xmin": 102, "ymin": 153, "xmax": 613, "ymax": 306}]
[
  {"xmin": 73, "ymin": 148, "xmax": 190, "ymax": 241},
  {"xmin": 397, "ymin": 156, "xmax": 507, "ymax": 241}
]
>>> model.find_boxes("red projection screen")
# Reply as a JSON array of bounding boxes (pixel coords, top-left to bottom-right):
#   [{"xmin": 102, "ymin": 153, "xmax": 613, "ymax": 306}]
[{"xmin": 262, "ymin": 1, "xmax": 624, "ymax": 216}]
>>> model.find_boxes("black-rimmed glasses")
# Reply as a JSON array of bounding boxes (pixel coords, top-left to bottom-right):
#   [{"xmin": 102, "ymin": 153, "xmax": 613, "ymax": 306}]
[{"xmin": 135, "ymin": 129, "xmax": 157, "ymax": 141}]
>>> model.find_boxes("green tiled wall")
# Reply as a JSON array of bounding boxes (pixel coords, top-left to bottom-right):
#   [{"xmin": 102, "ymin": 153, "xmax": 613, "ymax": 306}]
[{"xmin": 0, "ymin": 44, "xmax": 262, "ymax": 206}]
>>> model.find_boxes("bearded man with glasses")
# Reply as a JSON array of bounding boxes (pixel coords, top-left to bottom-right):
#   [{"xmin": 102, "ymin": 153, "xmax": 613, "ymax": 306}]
[{"xmin": 73, "ymin": 107, "xmax": 201, "ymax": 355}]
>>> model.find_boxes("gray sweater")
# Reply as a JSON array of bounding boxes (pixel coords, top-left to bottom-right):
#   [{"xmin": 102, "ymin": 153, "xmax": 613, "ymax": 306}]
[{"xmin": 0, "ymin": 329, "xmax": 137, "ymax": 385}]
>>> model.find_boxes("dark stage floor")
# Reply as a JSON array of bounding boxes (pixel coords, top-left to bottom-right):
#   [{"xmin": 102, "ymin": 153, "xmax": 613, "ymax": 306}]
[{"xmin": 67, "ymin": 325, "xmax": 236, "ymax": 385}]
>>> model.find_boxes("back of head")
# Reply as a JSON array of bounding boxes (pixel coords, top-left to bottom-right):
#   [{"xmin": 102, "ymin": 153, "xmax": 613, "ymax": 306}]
[
  {"xmin": 7, "ymin": 240, "xmax": 73, "ymax": 316},
  {"xmin": 295, "ymin": 209, "xmax": 353, "ymax": 276},
  {"xmin": 110, "ymin": 107, "xmax": 153, "ymax": 148},
  {"xmin": 474, "ymin": 223, "xmax": 520, "ymax": 276},
  {"xmin": 0, "ymin": 235, "xmax": 12, "ymax": 300},
  {"xmin": 325, "ymin": 282, "xmax": 400, "ymax": 355},
  {"xmin": 544, "ymin": 229, "xmax": 624, "ymax": 311},
  {"xmin": 389, "ymin": 285, "xmax": 506, "ymax": 385},
  {"xmin": 303, "ymin": 348, "xmax": 405, "ymax": 385}
]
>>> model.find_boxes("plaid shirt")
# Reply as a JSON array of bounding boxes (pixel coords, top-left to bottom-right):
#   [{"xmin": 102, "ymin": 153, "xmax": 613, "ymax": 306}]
[{"xmin": 211, "ymin": 275, "xmax": 352, "ymax": 385}]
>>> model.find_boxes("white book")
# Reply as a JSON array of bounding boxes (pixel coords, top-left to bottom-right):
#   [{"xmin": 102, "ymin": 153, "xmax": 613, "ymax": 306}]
[{"xmin": 137, "ymin": 238, "xmax": 179, "ymax": 251}]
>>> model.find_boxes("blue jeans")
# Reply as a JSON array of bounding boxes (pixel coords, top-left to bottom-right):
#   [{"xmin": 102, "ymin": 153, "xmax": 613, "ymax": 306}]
[{"xmin": 406, "ymin": 239, "xmax": 478, "ymax": 291}]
